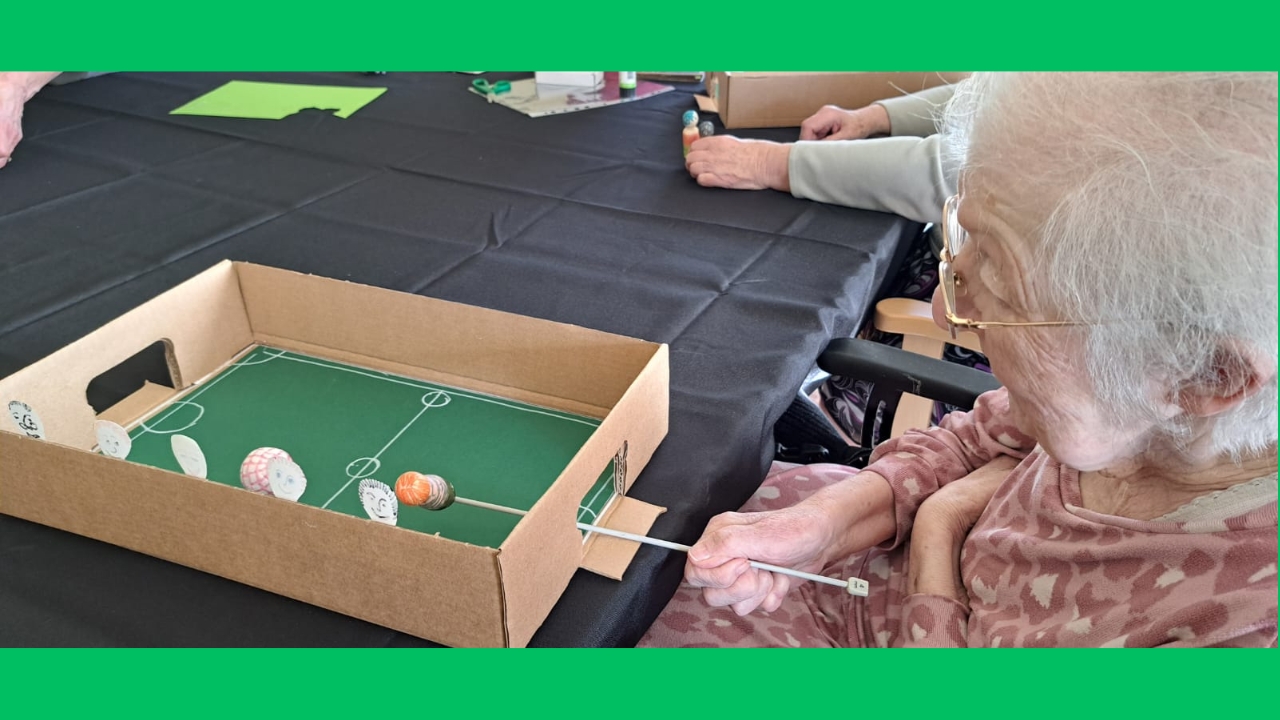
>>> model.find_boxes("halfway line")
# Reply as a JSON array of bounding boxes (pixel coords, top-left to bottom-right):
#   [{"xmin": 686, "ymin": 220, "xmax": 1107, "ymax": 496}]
[{"xmin": 321, "ymin": 401, "xmax": 433, "ymax": 509}]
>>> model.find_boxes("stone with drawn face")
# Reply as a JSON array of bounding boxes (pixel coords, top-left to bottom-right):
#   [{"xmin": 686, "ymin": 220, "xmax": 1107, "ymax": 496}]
[
  {"xmin": 171, "ymin": 435, "xmax": 208, "ymax": 479},
  {"xmin": 267, "ymin": 458, "xmax": 307, "ymax": 502},
  {"xmin": 359, "ymin": 479, "xmax": 398, "ymax": 526},
  {"xmin": 8, "ymin": 401, "xmax": 44, "ymax": 439},
  {"xmin": 94, "ymin": 420, "xmax": 132, "ymax": 459}
]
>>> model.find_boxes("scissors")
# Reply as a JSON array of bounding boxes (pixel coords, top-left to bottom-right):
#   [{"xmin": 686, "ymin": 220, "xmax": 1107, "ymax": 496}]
[{"xmin": 471, "ymin": 78, "xmax": 512, "ymax": 103}]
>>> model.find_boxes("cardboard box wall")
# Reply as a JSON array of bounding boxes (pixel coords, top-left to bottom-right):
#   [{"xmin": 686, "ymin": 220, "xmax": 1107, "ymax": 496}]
[
  {"xmin": 696, "ymin": 72, "xmax": 970, "ymax": 129},
  {"xmin": 0, "ymin": 261, "xmax": 669, "ymax": 647}
]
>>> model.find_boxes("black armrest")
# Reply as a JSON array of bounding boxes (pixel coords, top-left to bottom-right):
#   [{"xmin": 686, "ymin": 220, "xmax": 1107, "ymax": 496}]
[{"xmin": 818, "ymin": 338, "xmax": 1001, "ymax": 410}]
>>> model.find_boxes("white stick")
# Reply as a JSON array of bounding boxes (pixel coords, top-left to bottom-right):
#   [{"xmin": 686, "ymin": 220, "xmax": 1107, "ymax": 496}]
[{"xmin": 452, "ymin": 496, "xmax": 870, "ymax": 597}]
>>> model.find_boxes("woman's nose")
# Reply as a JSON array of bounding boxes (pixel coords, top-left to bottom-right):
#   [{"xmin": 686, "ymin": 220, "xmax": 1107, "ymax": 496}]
[{"xmin": 931, "ymin": 284, "xmax": 949, "ymax": 332}]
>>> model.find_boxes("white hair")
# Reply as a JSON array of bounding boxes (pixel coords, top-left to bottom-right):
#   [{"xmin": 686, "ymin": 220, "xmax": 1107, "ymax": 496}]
[{"xmin": 941, "ymin": 72, "xmax": 1277, "ymax": 458}]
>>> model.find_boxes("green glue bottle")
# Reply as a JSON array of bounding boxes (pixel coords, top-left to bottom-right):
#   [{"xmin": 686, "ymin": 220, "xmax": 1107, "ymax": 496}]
[{"xmin": 619, "ymin": 72, "xmax": 637, "ymax": 98}]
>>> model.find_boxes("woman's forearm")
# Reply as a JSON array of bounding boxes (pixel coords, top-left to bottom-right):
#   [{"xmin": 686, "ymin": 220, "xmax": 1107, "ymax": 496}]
[
  {"xmin": 806, "ymin": 469, "xmax": 896, "ymax": 565},
  {"xmin": 0, "ymin": 72, "xmax": 61, "ymax": 101}
]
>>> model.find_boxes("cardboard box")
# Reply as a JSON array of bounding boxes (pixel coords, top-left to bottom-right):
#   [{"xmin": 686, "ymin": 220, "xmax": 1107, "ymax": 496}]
[
  {"xmin": 0, "ymin": 261, "xmax": 670, "ymax": 647},
  {"xmin": 696, "ymin": 72, "xmax": 970, "ymax": 129}
]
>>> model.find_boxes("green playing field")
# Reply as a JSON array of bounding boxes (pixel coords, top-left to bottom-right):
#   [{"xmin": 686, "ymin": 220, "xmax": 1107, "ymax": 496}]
[{"xmin": 122, "ymin": 346, "xmax": 616, "ymax": 548}]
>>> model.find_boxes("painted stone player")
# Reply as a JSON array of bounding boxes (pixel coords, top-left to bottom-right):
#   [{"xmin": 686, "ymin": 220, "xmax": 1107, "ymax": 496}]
[
  {"xmin": 359, "ymin": 479, "xmax": 398, "ymax": 525},
  {"xmin": 7, "ymin": 400, "xmax": 44, "ymax": 439},
  {"xmin": 94, "ymin": 420, "xmax": 132, "ymax": 459},
  {"xmin": 240, "ymin": 447, "xmax": 292, "ymax": 494}
]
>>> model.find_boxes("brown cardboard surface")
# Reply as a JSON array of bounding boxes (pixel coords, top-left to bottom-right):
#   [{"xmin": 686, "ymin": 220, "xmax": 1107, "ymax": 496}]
[
  {"xmin": 580, "ymin": 496, "xmax": 668, "ymax": 580},
  {"xmin": 496, "ymin": 344, "xmax": 669, "ymax": 647},
  {"xmin": 0, "ymin": 261, "xmax": 253, "ymax": 450},
  {"xmin": 698, "ymin": 72, "xmax": 968, "ymax": 129},
  {"xmin": 610, "ymin": 344, "xmax": 670, "ymax": 496},
  {"xmin": 253, "ymin": 336, "xmax": 612, "ymax": 420},
  {"xmin": 0, "ymin": 261, "xmax": 671, "ymax": 647},
  {"xmin": 0, "ymin": 430, "xmax": 510, "ymax": 647},
  {"xmin": 234, "ymin": 263, "xmax": 657, "ymax": 412},
  {"xmin": 97, "ymin": 381, "xmax": 179, "ymax": 428}
]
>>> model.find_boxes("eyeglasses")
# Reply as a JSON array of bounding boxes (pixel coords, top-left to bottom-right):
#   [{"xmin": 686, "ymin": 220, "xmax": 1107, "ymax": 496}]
[{"xmin": 939, "ymin": 195, "xmax": 1081, "ymax": 340}]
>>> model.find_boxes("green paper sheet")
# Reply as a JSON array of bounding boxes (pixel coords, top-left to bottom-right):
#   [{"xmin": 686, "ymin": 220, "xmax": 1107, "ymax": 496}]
[{"xmin": 170, "ymin": 80, "xmax": 386, "ymax": 120}]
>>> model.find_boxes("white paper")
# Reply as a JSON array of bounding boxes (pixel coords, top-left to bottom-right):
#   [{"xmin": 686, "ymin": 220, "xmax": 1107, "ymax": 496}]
[
  {"xmin": 7, "ymin": 400, "xmax": 45, "ymax": 440},
  {"xmin": 469, "ymin": 77, "xmax": 674, "ymax": 118},
  {"xmin": 171, "ymin": 434, "xmax": 208, "ymax": 479},
  {"xmin": 267, "ymin": 457, "xmax": 307, "ymax": 502},
  {"xmin": 359, "ymin": 479, "xmax": 398, "ymax": 526},
  {"xmin": 534, "ymin": 72, "xmax": 604, "ymax": 88},
  {"xmin": 94, "ymin": 420, "xmax": 132, "ymax": 459}
]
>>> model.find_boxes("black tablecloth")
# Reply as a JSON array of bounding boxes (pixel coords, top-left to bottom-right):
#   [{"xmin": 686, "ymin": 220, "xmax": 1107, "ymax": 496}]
[{"xmin": 0, "ymin": 72, "xmax": 916, "ymax": 646}]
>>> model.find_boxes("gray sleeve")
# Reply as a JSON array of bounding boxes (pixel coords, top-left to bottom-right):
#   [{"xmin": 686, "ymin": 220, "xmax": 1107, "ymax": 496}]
[
  {"xmin": 874, "ymin": 84, "xmax": 956, "ymax": 138},
  {"xmin": 788, "ymin": 134, "xmax": 955, "ymax": 224}
]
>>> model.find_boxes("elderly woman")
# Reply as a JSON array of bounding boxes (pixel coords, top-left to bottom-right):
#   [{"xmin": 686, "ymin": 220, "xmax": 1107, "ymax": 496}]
[
  {"xmin": 640, "ymin": 72, "xmax": 1277, "ymax": 648},
  {"xmin": 686, "ymin": 83, "xmax": 956, "ymax": 223}
]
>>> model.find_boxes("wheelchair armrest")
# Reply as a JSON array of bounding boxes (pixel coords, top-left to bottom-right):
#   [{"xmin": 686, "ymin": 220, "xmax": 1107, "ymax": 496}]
[
  {"xmin": 874, "ymin": 298, "xmax": 983, "ymax": 354},
  {"xmin": 818, "ymin": 338, "xmax": 1001, "ymax": 410}
]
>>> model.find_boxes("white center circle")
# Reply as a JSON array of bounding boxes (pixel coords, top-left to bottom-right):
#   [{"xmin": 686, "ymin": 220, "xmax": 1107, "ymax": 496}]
[
  {"xmin": 345, "ymin": 456, "xmax": 381, "ymax": 480},
  {"xmin": 421, "ymin": 390, "xmax": 452, "ymax": 409}
]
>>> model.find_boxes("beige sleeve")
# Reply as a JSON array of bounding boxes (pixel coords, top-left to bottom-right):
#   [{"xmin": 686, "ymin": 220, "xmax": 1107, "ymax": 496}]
[
  {"xmin": 874, "ymin": 84, "xmax": 957, "ymax": 138},
  {"xmin": 788, "ymin": 133, "xmax": 955, "ymax": 223}
]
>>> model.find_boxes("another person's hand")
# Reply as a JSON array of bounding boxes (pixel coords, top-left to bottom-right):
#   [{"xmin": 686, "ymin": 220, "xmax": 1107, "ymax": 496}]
[
  {"xmin": 685, "ymin": 136, "xmax": 792, "ymax": 192},
  {"xmin": 684, "ymin": 470, "xmax": 895, "ymax": 616},
  {"xmin": 907, "ymin": 456, "xmax": 1020, "ymax": 603},
  {"xmin": 0, "ymin": 72, "xmax": 60, "ymax": 169},
  {"xmin": 799, "ymin": 103, "xmax": 892, "ymax": 141}
]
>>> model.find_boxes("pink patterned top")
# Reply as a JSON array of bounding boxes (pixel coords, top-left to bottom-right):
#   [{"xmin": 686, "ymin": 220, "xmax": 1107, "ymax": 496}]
[{"xmin": 861, "ymin": 388, "xmax": 1278, "ymax": 647}]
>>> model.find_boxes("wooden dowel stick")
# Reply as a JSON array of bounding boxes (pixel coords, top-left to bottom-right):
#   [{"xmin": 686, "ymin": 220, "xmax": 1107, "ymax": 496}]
[{"xmin": 451, "ymin": 496, "xmax": 870, "ymax": 596}]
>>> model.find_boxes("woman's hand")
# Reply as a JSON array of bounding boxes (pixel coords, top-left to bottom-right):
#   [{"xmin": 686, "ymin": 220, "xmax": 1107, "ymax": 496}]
[
  {"xmin": 799, "ymin": 103, "xmax": 891, "ymax": 141},
  {"xmin": 685, "ymin": 470, "xmax": 895, "ymax": 616},
  {"xmin": 907, "ymin": 456, "xmax": 1019, "ymax": 602},
  {"xmin": 685, "ymin": 136, "xmax": 791, "ymax": 191}
]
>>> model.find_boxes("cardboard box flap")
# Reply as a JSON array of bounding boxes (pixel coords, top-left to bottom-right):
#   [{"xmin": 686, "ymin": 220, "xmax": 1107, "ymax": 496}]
[
  {"xmin": 0, "ymin": 261, "xmax": 253, "ymax": 450},
  {"xmin": 496, "ymin": 343, "xmax": 669, "ymax": 648},
  {"xmin": 97, "ymin": 381, "xmax": 178, "ymax": 428},
  {"xmin": 233, "ymin": 263, "xmax": 660, "ymax": 412},
  {"xmin": 579, "ymin": 495, "xmax": 667, "ymax": 580},
  {"xmin": 246, "ymin": 338, "xmax": 613, "ymax": 420},
  {"xmin": 0, "ymin": 431, "xmax": 510, "ymax": 647},
  {"xmin": 694, "ymin": 93, "xmax": 718, "ymax": 114}
]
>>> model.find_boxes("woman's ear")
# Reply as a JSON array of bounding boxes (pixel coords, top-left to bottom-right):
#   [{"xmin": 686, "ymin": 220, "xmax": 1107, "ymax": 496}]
[{"xmin": 1176, "ymin": 340, "xmax": 1275, "ymax": 418}]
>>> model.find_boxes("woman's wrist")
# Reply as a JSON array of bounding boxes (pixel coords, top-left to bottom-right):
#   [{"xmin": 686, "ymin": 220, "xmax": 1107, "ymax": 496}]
[
  {"xmin": 907, "ymin": 528, "xmax": 965, "ymax": 599},
  {"xmin": 762, "ymin": 143, "xmax": 792, "ymax": 193},
  {"xmin": 906, "ymin": 502, "xmax": 969, "ymax": 600},
  {"xmin": 805, "ymin": 470, "xmax": 895, "ymax": 565},
  {"xmin": 861, "ymin": 103, "xmax": 893, "ymax": 136}
]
